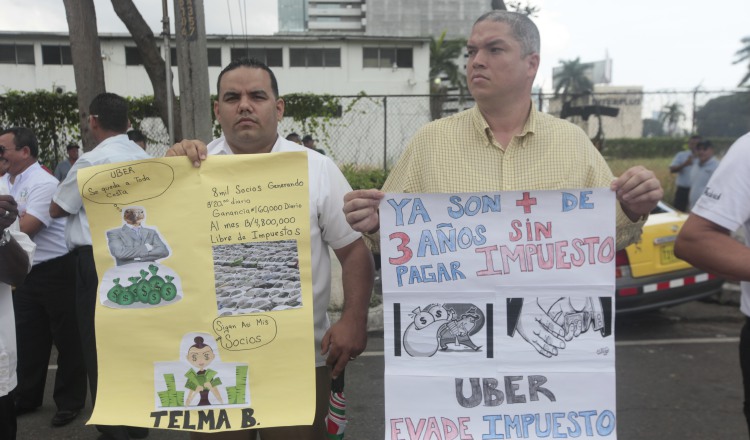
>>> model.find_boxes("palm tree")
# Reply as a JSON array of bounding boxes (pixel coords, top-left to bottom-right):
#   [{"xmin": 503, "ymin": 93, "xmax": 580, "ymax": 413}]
[
  {"xmin": 429, "ymin": 31, "xmax": 466, "ymax": 120},
  {"xmin": 734, "ymin": 35, "xmax": 750, "ymax": 87},
  {"xmin": 659, "ymin": 102, "xmax": 686, "ymax": 136},
  {"xmin": 553, "ymin": 57, "xmax": 593, "ymax": 104}
]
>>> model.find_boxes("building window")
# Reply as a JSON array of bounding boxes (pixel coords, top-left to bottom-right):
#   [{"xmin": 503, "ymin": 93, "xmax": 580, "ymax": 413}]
[
  {"xmin": 168, "ymin": 48, "xmax": 223, "ymax": 67},
  {"xmin": 363, "ymin": 47, "xmax": 412, "ymax": 68},
  {"xmin": 0, "ymin": 44, "xmax": 34, "ymax": 65},
  {"xmin": 125, "ymin": 47, "xmax": 142, "ymax": 65},
  {"xmin": 290, "ymin": 48, "xmax": 340, "ymax": 67},
  {"xmin": 230, "ymin": 48, "xmax": 282, "ymax": 67},
  {"xmin": 207, "ymin": 48, "xmax": 222, "ymax": 67},
  {"xmin": 41, "ymin": 45, "xmax": 72, "ymax": 65}
]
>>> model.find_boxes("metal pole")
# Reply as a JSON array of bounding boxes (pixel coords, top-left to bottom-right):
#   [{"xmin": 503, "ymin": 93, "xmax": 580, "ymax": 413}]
[
  {"xmin": 162, "ymin": 0, "xmax": 174, "ymax": 145},
  {"xmin": 383, "ymin": 96, "xmax": 388, "ymax": 174}
]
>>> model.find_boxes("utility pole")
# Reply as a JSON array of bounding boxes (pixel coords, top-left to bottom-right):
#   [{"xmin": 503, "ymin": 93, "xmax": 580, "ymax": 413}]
[
  {"xmin": 174, "ymin": 0, "xmax": 212, "ymax": 143},
  {"xmin": 162, "ymin": 0, "xmax": 174, "ymax": 145}
]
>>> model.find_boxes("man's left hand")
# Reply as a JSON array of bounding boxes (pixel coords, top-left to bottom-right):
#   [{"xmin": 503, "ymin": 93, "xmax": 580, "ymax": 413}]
[
  {"xmin": 611, "ymin": 166, "xmax": 663, "ymax": 221},
  {"xmin": 321, "ymin": 313, "xmax": 367, "ymax": 379}
]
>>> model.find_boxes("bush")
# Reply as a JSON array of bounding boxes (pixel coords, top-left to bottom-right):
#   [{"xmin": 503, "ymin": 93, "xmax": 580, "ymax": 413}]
[
  {"xmin": 603, "ymin": 137, "xmax": 736, "ymax": 158},
  {"xmin": 339, "ymin": 164, "xmax": 389, "ymax": 190}
]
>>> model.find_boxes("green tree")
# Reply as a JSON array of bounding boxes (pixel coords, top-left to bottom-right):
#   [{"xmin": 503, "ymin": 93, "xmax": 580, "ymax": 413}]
[
  {"xmin": 429, "ymin": 31, "xmax": 466, "ymax": 120},
  {"xmin": 659, "ymin": 102, "xmax": 686, "ymax": 137},
  {"xmin": 734, "ymin": 36, "xmax": 750, "ymax": 87},
  {"xmin": 553, "ymin": 57, "xmax": 593, "ymax": 104},
  {"xmin": 696, "ymin": 91, "xmax": 750, "ymax": 137}
]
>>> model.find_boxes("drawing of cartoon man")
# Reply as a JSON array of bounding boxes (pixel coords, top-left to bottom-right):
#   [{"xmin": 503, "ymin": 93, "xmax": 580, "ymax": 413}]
[
  {"xmin": 184, "ymin": 336, "xmax": 224, "ymax": 406},
  {"xmin": 438, "ymin": 307, "xmax": 483, "ymax": 351}
]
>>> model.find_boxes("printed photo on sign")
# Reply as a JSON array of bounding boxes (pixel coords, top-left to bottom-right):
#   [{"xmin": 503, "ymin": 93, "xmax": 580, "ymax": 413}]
[
  {"xmin": 153, "ymin": 332, "xmax": 250, "ymax": 409},
  {"xmin": 384, "ymin": 291, "xmax": 497, "ymax": 376},
  {"xmin": 496, "ymin": 285, "xmax": 615, "ymax": 372},
  {"xmin": 213, "ymin": 240, "xmax": 302, "ymax": 315}
]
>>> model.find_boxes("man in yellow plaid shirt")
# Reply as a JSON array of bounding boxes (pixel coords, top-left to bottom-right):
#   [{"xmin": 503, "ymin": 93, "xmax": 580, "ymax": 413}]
[{"xmin": 344, "ymin": 10, "xmax": 663, "ymax": 252}]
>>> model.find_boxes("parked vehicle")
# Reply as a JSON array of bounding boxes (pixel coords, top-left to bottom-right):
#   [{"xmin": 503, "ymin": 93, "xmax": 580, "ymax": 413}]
[{"xmin": 615, "ymin": 202, "xmax": 724, "ymax": 314}]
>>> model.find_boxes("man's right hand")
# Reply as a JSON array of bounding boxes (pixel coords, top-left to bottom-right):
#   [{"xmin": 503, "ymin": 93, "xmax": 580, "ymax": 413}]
[
  {"xmin": 343, "ymin": 189, "xmax": 385, "ymax": 233},
  {"xmin": 0, "ymin": 195, "xmax": 19, "ymax": 231},
  {"xmin": 166, "ymin": 139, "xmax": 208, "ymax": 168}
]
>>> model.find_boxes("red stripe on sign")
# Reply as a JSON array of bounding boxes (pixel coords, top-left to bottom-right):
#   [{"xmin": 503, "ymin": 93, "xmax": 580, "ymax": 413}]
[
  {"xmin": 618, "ymin": 287, "xmax": 639, "ymax": 297},
  {"xmin": 684, "ymin": 277, "xmax": 696, "ymax": 285},
  {"xmin": 657, "ymin": 281, "xmax": 671, "ymax": 290}
]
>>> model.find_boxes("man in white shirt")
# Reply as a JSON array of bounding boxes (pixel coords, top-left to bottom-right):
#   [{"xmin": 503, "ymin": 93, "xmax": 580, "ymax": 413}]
[
  {"xmin": 0, "ymin": 182, "xmax": 36, "ymax": 440},
  {"xmin": 0, "ymin": 127, "xmax": 86, "ymax": 427},
  {"xmin": 50, "ymin": 93, "xmax": 151, "ymax": 440},
  {"xmin": 676, "ymin": 132, "xmax": 750, "ymax": 436},
  {"xmin": 168, "ymin": 58, "xmax": 375, "ymax": 440}
]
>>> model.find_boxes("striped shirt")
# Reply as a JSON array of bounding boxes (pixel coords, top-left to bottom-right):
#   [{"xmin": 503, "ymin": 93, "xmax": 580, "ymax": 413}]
[{"xmin": 375, "ymin": 104, "xmax": 644, "ymax": 251}]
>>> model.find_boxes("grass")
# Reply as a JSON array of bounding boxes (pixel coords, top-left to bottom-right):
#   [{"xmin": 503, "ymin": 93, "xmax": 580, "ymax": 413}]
[{"xmin": 606, "ymin": 157, "xmax": 675, "ymax": 205}]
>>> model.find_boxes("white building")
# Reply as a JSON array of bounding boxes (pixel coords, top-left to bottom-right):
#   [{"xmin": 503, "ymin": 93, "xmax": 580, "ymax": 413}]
[
  {"xmin": 0, "ymin": 31, "xmax": 432, "ymax": 167},
  {"xmin": 0, "ymin": 32, "xmax": 430, "ymax": 97}
]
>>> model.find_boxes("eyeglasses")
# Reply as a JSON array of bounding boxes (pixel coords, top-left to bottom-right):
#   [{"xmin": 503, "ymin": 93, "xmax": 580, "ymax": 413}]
[{"xmin": 0, "ymin": 145, "xmax": 22, "ymax": 155}]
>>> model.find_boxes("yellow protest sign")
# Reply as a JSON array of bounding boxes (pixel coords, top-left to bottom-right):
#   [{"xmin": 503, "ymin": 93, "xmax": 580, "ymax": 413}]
[{"xmin": 77, "ymin": 152, "xmax": 315, "ymax": 432}]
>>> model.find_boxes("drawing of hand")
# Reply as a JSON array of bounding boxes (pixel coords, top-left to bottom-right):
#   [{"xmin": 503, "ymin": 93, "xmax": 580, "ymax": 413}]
[
  {"xmin": 545, "ymin": 297, "xmax": 594, "ymax": 341},
  {"xmin": 515, "ymin": 301, "xmax": 566, "ymax": 358},
  {"xmin": 203, "ymin": 382, "xmax": 212, "ymax": 390}
]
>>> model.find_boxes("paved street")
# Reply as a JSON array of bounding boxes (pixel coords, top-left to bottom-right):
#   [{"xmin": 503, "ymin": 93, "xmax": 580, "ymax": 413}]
[{"xmin": 16, "ymin": 287, "xmax": 748, "ymax": 439}]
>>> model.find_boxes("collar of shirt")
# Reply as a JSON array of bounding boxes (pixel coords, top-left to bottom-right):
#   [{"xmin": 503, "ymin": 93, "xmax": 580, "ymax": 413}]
[
  {"xmin": 206, "ymin": 135, "xmax": 284, "ymax": 156},
  {"xmin": 6, "ymin": 161, "xmax": 44, "ymax": 195},
  {"xmin": 470, "ymin": 102, "xmax": 538, "ymax": 149}
]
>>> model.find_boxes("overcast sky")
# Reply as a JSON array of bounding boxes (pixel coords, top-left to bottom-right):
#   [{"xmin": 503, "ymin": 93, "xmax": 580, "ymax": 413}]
[{"xmin": 2, "ymin": 0, "xmax": 748, "ymax": 92}]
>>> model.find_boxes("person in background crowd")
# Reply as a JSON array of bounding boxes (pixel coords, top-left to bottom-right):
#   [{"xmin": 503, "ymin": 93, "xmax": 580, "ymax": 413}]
[
  {"xmin": 127, "ymin": 129, "xmax": 148, "ymax": 151},
  {"xmin": 53, "ymin": 143, "xmax": 80, "ymax": 182},
  {"xmin": 675, "ymin": 132, "xmax": 750, "ymax": 437},
  {"xmin": 0, "ymin": 127, "xmax": 87, "ymax": 428},
  {"xmin": 687, "ymin": 139, "xmax": 719, "ymax": 210},
  {"xmin": 302, "ymin": 134, "xmax": 326, "ymax": 155},
  {"xmin": 286, "ymin": 132, "xmax": 302, "ymax": 144},
  {"xmin": 0, "ymin": 182, "xmax": 35, "ymax": 440},
  {"xmin": 50, "ymin": 93, "xmax": 151, "ymax": 440},
  {"xmin": 669, "ymin": 134, "xmax": 701, "ymax": 211}
]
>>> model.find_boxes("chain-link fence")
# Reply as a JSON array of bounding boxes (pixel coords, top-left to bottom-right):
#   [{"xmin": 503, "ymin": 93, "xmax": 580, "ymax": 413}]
[{"xmin": 5, "ymin": 89, "xmax": 745, "ymax": 171}]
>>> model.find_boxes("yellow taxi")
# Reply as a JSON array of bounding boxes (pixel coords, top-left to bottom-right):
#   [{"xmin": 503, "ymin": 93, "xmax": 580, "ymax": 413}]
[{"xmin": 615, "ymin": 202, "xmax": 725, "ymax": 314}]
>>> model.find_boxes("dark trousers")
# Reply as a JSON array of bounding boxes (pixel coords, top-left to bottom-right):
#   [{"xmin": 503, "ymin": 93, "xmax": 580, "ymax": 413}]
[
  {"xmin": 673, "ymin": 185, "xmax": 690, "ymax": 212},
  {"xmin": 740, "ymin": 318, "xmax": 750, "ymax": 437},
  {"xmin": 0, "ymin": 389, "xmax": 16, "ymax": 440},
  {"xmin": 74, "ymin": 246, "xmax": 135, "ymax": 439},
  {"xmin": 13, "ymin": 253, "xmax": 87, "ymax": 412},
  {"xmin": 73, "ymin": 246, "xmax": 99, "ymax": 403}
]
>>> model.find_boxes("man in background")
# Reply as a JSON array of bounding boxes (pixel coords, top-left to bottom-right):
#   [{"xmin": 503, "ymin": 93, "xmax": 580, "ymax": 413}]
[
  {"xmin": 127, "ymin": 129, "xmax": 148, "ymax": 151},
  {"xmin": 669, "ymin": 134, "xmax": 700, "ymax": 211},
  {"xmin": 687, "ymin": 139, "xmax": 719, "ymax": 210},
  {"xmin": 0, "ymin": 181, "xmax": 35, "ymax": 440},
  {"xmin": 0, "ymin": 127, "xmax": 86, "ymax": 428},
  {"xmin": 302, "ymin": 134, "xmax": 325, "ymax": 155},
  {"xmin": 53, "ymin": 142, "xmax": 79, "ymax": 181},
  {"xmin": 50, "ymin": 93, "xmax": 151, "ymax": 440}
]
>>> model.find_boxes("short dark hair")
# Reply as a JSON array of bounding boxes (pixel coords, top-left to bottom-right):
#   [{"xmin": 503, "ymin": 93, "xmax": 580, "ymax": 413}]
[
  {"xmin": 66, "ymin": 142, "xmax": 80, "ymax": 150},
  {"xmin": 302, "ymin": 135, "xmax": 314, "ymax": 143},
  {"xmin": 89, "ymin": 93, "xmax": 129, "ymax": 133},
  {"xmin": 0, "ymin": 127, "xmax": 39, "ymax": 158},
  {"xmin": 696, "ymin": 140, "xmax": 713, "ymax": 150},
  {"xmin": 474, "ymin": 10, "xmax": 540, "ymax": 57},
  {"xmin": 216, "ymin": 58, "xmax": 279, "ymax": 99},
  {"xmin": 127, "ymin": 129, "xmax": 147, "ymax": 144}
]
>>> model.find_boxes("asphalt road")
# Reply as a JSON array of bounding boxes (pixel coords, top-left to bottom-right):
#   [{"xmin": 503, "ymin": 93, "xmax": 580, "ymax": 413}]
[{"xmin": 16, "ymin": 287, "xmax": 748, "ymax": 439}]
